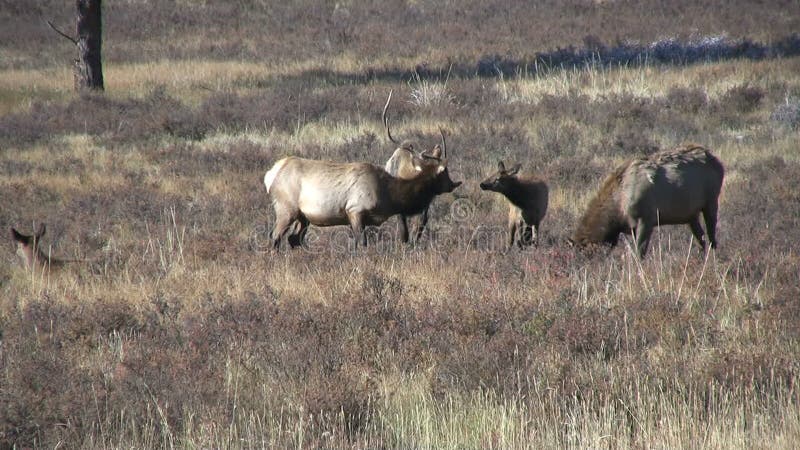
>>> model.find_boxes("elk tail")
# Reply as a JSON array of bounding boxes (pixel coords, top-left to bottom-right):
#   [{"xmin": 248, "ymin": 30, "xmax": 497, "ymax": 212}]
[{"xmin": 264, "ymin": 158, "xmax": 289, "ymax": 194}]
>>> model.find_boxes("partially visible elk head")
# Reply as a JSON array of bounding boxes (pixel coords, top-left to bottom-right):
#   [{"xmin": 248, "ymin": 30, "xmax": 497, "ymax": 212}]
[
  {"xmin": 411, "ymin": 128, "xmax": 460, "ymax": 193},
  {"xmin": 418, "ymin": 154, "xmax": 461, "ymax": 194},
  {"xmin": 479, "ymin": 161, "xmax": 521, "ymax": 192},
  {"xmin": 381, "ymin": 90, "xmax": 456, "ymax": 244},
  {"xmin": 383, "ymin": 89, "xmax": 447, "ymax": 161},
  {"xmin": 9, "ymin": 223, "xmax": 48, "ymax": 270}
]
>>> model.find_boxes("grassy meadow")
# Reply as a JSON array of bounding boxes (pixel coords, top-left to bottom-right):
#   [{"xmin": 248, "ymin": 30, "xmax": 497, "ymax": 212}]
[{"xmin": 2, "ymin": 1, "xmax": 800, "ymax": 448}]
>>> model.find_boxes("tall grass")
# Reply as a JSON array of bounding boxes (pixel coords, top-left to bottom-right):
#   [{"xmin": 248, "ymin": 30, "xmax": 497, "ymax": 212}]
[{"xmin": 2, "ymin": 2, "xmax": 800, "ymax": 447}]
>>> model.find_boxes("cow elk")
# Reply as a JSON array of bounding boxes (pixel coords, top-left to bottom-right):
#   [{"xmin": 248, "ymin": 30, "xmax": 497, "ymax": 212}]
[
  {"xmin": 571, "ymin": 143, "xmax": 725, "ymax": 258},
  {"xmin": 263, "ymin": 145, "xmax": 461, "ymax": 250},
  {"xmin": 480, "ymin": 161, "xmax": 549, "ymax": 249},
  {"xmin": 9, "ymin": 224, "xmax": 66, "ymax": 273},
  {"xmin": 382, "ymin": 89, "xmax": 448, "ymax": 243}
]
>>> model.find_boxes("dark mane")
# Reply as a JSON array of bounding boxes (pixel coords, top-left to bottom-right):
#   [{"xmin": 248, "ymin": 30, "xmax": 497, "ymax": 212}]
[
  {"xmin": 383, "ymin": 164, "xmax": 442, "ymax": 216},
  {"xmin": 572, "ymin": 161, "xmax": 630, "ymax": 245}
]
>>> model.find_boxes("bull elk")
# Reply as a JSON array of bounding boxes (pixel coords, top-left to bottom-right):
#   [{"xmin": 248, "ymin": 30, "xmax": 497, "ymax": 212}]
[
  {"xmin": 9, "ymin": 224, "xmax": 66, "ymax": 272},
  {"xmin": 571, "ymin": 143, "xmax": 725, "ymax": 258},
  {"xmin": 263, "ymin": 145, "xmax": 461, "ymax": 250},
  {"xmin": 480, "ymin": 161, "xmax": 549, "ymax": 249},
  {"xmin": 382, "ymin": 89, "xmax": 447, "ymax": 243}
]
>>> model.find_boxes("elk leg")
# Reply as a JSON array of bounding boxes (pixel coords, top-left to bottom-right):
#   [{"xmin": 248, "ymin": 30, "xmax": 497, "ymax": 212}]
[
  {"xmin": 688, "ymin": 216, "xmax": 707, "ymax": 251},
  {"xmin": 635, "ymin": 219, "xmax": 654, "ymax": 258},
  {"xmin": 703, "ymin": 201, "xmax": 719, "ymax": 249},
  {"xmin": 348, "ymin": 213, "xmax": 367, "ymax": 248},
  {"xmin": 412, "ymin": 209, "xmax": 429, "ymax": 243},
  {"xmin": 519, "ymin": 224, "xmax": 534, "ymax": 248},
  {"xmin": 507, "ymin": 220, "xmax": 518, "ymax": 250},
  {"xmin": 398, "ymin": 215, "xmax": 410, "ymax": 244},
  {"xmin": 297, "ymin": 219, "xmax": 310, "ymax": 246},
  {"xmin": 271, "ymin": 214, "xmax": 295, "ymax": 250},
  {"xmin": 288, "ymin": 217, "xmax": 310, "ymax": 248}
]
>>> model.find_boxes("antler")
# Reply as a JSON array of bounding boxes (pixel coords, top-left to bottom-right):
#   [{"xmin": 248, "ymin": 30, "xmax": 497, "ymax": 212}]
[
  {"xmin": 382, "ymin": 90, "xmax": 400, "ymax": 145},
  {"xmin": 439, "ymin": 127, "xmax": 447, "ymax": 159}
]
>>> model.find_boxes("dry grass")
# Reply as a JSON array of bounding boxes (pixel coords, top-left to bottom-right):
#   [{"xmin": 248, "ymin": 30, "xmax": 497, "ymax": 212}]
[{"xmin": 3, "ymin": 1, "xmax": 800, "ymax": 448}]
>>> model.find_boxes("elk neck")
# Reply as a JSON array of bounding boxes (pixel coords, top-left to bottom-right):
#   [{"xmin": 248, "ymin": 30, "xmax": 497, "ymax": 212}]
[
  {"xmin": 498, "ymin": 178, "xmax": 531, "ymax": 209},
  {"xmin": 385, "ymin": 171, "xmax": 439, "ymax": 215}
]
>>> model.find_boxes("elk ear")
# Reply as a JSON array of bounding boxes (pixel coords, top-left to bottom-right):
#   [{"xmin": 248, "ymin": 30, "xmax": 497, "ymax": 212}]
[
  {"xmin": 507, "ymin": 163, "xmax": 522, "ymax": 176},
  {"xmin": 497, "ymin": 161, "xmax": 506, "ymax": 172},
  {"xmin": 10, "ymin": 227, "xmax": 24, "ymax": 243},
  {"xmin": 429, "ymin": 145, "xmax": 442, "ymax": 159}
]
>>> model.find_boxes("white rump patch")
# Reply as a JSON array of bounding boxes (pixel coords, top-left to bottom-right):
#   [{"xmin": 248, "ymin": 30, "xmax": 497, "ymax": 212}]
[{"xmin": 264, "ymin": 158, "xmax": 289, "ymax": 194}]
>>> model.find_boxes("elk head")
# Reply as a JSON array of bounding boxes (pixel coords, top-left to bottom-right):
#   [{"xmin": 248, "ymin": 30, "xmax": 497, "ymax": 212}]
[
  {"xmin": 480, "ymin": 161, "xmax": 521, "ymax": 192},
  {"xmin": 414, "ymin": 129, "xmax": 459, "ymax": 192},
  {"xmin": 9, "ymin": 223, "xmax": 47, "ymax": 269}
]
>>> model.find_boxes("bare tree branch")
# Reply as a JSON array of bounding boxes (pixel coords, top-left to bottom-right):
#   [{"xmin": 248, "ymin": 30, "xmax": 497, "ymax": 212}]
[{"xmin": 45, "ymin": 19, "xmax": 78, "ymax": 45}]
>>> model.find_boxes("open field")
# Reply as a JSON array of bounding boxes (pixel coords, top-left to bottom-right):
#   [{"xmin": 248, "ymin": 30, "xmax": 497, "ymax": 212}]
[{"xmin": 2, "ymin": 1, "xmax": 800, "ymax": 448}]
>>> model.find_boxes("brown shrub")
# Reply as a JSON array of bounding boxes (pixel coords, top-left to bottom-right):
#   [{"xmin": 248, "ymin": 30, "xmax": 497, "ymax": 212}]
[
  {"xmin": 705, "ymin": 351, "xmax": 797, "ymax": 391},
  {"xmin": 543, "ymin": 156, "xmax": 605, "ymax": 191},
  {"xmin": 547, "ymin": 305, "xmax": 622, "ymax": 359},
  {"xmin": 610, "ymin": 128, "xmax": 660, "ymax": 156},
  {"xmin": 147, "ymin": 140, "xmax": 276, "ymax": 177},
  {"xmin": 605, "ymin": 94, "xmax": 660, "ymax": 130},
  {"xmin": 64, "ymin": 185, "xmax": 188, "ymax": 231},
  {"xmin": 666, "ymin": 86, "xmax": 709, "ymax": 113},
  {"xmin": 459, "ymin": 124, "xmax": 531, "ymax": 165},
  {"xmin": 198, "ymin": 83, "xmax": 367, "ymax": 135},
  {"xmin": 724, "ymin": 157, "xmax": 800, "ymax": 256},
  {"xmin": 0, "ymin": 297, "xmax": 144, "ymax": 448},
  {"xmin": 0, "ymin": 88, "xmax": 193, "ymax": 148},
  {"xmin": 535, "ymin": 93, "xmax": 594, "ymax": 124},
  {"xmin": 718, "ymin": 83, "xmax": 765, "ymax": 113}
]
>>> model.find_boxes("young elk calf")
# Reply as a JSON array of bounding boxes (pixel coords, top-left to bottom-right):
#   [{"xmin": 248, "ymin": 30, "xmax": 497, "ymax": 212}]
[
  {"xmin": 480, "ymin": 161, "xmax": 549, "ymax": 249},
  {"xmin": 571, "ymin": 143, "xmax": 725, "ymax": 258},
  {"xmin": 9, "ymin": 224, "xmax": 65, "ymax": 272}
]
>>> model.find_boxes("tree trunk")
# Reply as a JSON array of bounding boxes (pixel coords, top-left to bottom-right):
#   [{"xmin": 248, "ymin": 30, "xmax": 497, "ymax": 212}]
[{"xmin": 74, "ymin": 0, "xmax": 103, "ymax": 91}]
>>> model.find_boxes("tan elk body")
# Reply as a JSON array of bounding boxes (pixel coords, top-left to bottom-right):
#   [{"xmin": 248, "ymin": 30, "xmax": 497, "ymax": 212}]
[
  {"xmin": 572, "ymin": 143, "xmax": 725, "ymax": 258},
  {"xmin": 9, "ymin": 224, "xmax": 65, "ymax": 272},
  {"xmin": 480, "ymin": 161, "xmax": 549, "ymax": 249},
  {"xmin": 264, "ymin": 154, "xmax": 461, "ymax": 249}
]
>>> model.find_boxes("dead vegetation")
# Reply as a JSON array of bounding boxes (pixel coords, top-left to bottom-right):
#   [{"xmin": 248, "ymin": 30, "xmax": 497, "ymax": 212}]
[{"xmin": 2, "ymin": 1, "xmax": 800, "ymax": 448}]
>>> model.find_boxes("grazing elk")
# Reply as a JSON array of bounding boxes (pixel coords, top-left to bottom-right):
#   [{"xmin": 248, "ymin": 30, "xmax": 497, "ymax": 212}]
[
  {"xmin": 9, "ymin": 224, "xmax": 65, "ymax": 272},
  {"xmin": 382, "ymin": 89, "xmax": 447, "ymax": 243},
  {"xmin": 480, "ymin": 161, "xmax": 549, "ymax": 249},
  {"xmin": 571, "ymin": 143, "xmax": 725, "ymax": 258},
  {"xmin": 264, "ymin": 151, "xmax": 461, "ymax": 250}
]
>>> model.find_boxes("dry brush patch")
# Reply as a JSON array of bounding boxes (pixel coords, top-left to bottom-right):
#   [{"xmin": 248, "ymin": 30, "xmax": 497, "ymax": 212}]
[
  {"xmin": 2, "ymin": 6, "xmax": 800, "ymax": 447},
  {"xmin": 2, "ymin": 247, "xmax": 799, "ymax": 448}
]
